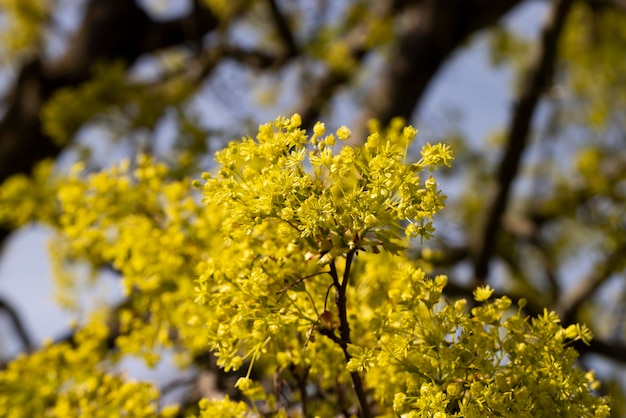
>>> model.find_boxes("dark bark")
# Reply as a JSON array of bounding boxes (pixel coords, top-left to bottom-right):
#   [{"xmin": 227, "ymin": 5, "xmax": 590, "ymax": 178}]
[
  {"xmin": 473, "ymin": 0, "xmax": 574, "ymax": 282},
  {"xmin": 266, "ymin": 0, "xmax": 299, "ymax": 59},
  {"xmin": 0, "ymin": 0, "xmax": 220, "ymax": 354},
  {"xmin": 0, "ymin": 0, "xmax": 219, "ymax": 216},
  {"xmin": 328, "ymin": 254, "xmax": 372, "ymax": 418},
  {"xmin": 556, "ymin": 241, "xmax": 626, "ymax": 325},
  {"xmin": 0, "ymin": 297, "xmax": 33, "ymax": 353},
  {"xmin": 354, "ymin": 0, "xmax": 523, "ymax": 138},
  {"xmin": 575, "ymin": 338, "xmax": 626, "ymax": 366},
  {"xmin": 444, "ymin": 280, "xmax": 626, "ymax": 366}
]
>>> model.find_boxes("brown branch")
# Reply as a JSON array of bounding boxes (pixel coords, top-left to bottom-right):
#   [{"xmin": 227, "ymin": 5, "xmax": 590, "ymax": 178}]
[
  {"xmin": 288, "ymin": 363, "xmax": 310, "ymax": 416},
  {"xmin": 586, "ymin": 0, "xmax": 626, "ymax": 12},
  {"xmin": 0, "ymin": 0, "xmax": 220, "ymax": 248},
  {"xmin": 574, "ymin": 337, "xmax": 626, "ymax": 365},
  {"xmin": 329, "ymin": 253, "xmax": 372, "ymax": 418},
  {"xmin": 444, "ymin": 280, "xmax": 626, "ymax": 366},
  {"xmin": 443, "ymin": 280, "xmax": 546, "ymax": 317},
  {"xmin": 46, "ymin": 0, "xmax": 219, "ymax": 79},
  {"xmin": 0, "ymin": 296, "xmax": 34, "ymax": 352},
  {"xmin": 221, "ymin": 46, "xmax": 280, "ymax": 69},
  {"xmin": 294, "ymin": 0, "xmax": 403, "ymax": 131},
  {"xmin": 473, "ymin": 0, "xmax": 575, "ymax": 283},
  {"xmin": 411, "ymin": 244, "xmax": 470, "ymax": 267},
  {"xmin": 354, "ymin": 0, "xmax": 523, "ymax": 139},
  {"xmin": 266, "ymin": 0, "xmax": 299, "ymax": 59},
  {"xmin": 556, "ymin": 241, "xmax": 626, "ymax": 325},
  {"xmin": 295, "ymin": 41, "xmax": 369, "ymax": 130},
  {"xmin": 160, "ymin": 375, "xmax": 198, "ymax": 396},
  {"xmin": 494, "ymin": 218, "xmax": 560, "ymax": 301},
  {"xmin": 296, "ymin": 70, "xmax": 353, "ymax": 131}
]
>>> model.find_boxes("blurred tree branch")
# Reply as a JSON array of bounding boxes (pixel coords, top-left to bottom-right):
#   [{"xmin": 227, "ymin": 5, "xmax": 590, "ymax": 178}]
[
  {"xmin": 0, "ymin": 296, "xmax": 33, "ymax": 353},
  {"xmin": 0, "ymin": 0, "xmax": 624, "ymax": 408},
  {"xmin": 444, "ymin": 280, "xmax": 626, "ymax": 365},
  {"xmin": 354, "ymin": 0, "xmax": 522, "ymax": 139},
  {"xmin": 587, "ymin": 0, "xmax": 626, "ymax": 12},
  {"xmin": 266, "ymin": 0, "xmax": 299, "ymax": 59},
  {"xmin": 473, "ymin": 0, "xmax": 574, "ymax": 283},
  {"xmin": 556, "ymin": 241, "xmax": 626, "ymax": 325},
  {"xmin": 0, "ymin": 0, "xmax": 220, "ymax": 248}
]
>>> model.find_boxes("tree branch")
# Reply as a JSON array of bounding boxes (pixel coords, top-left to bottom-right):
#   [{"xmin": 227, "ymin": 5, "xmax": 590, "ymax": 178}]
[
  {"xmin": 0, "ymin": 0, "xmax": 220, "ymax": 249},
  {"xmin": 445, "ymin": 279, "xmax": 626, "ymax": 365},
  {"xmin": 354, "ymin": 0, "xmax": 523, "ymax": 139},
  {"xmin": 473, "ymin": 0, "xmax": 575, "ymax": 282},
  {"xmin": 0, "ymin": 296, "xmax": 34, "ymax": 352},
  {"xmin": 574, "ymin": 337, "xmax": 626, "ymax": 366},
  {"xmin": 586, "ymin": 0, "xmax": 626, "ymax": 13},
  {"xmin": 328, "ymin": 253, "xmax": 371, "ymax": 418},
  {"xmin": 556, "ymin": 241, "xmax": 626, "ymax": 325},
  {"xmin": 266, "ymin": 0, "xmax": 299, "ymax": 59}
]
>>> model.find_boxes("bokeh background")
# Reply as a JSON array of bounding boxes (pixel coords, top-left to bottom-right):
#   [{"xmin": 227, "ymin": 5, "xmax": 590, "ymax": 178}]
[{"xmin": 0, "ymin": 0, "xmax": 624, "ymax": 413}]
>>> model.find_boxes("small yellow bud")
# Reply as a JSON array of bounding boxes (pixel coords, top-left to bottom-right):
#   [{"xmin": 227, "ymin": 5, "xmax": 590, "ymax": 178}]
[
  {"xmin": 235, "ymin": 377, "xmax": 252, "ymax": 390},
  {"xmin": 446, "ymin": 382, "xmax": 463, "ymax": 396},
  {"xmin": 393, "ymin": 392, "xmax": 407, "ymax": 411},
  {"xmin": 336, "ymin": 125, "xmax": 351, "ymax": 140},
  {"xmin": 313, "ymin": 121, "xmax": 326, "ymax": 137},
  {"xmin": 473, "ymin": 285, "xmax": 494, "ymax": 302},
  {"xmin": 280, "ymin": 207, "xmax": 295, "ymax": 220},
  {"xmin": 564, "ymin": 324, "xmax": 579, "ymax": 339},
  {"xmin": 231, "ymin": 356, "xmax": 243, "ymax": 370},
  {"xmin": 290, "ymin": 113, "xmax": 302, "ymax": 127},
  {"xmin": 364, "ymin": 214, "xmax": 378, "ymax": 227},
  {"xmin": 454, "ymin": 299, "xmax": 467, "ymax": 312},
  {"xmin": 403, "ymin": 126, "xmax": 417, "ymax": 140}
]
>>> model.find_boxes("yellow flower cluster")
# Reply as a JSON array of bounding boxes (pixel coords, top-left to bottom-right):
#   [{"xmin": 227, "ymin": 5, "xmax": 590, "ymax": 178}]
[
  {"xmin": 0, "ymin": 115, "xmax": 610, "ymax": 416},
  {"xmin": 0, "ymin": 318, "xmax": 178, "ymax": 417},
  {"xmin": 0, "ymin": 0, "xmax": 48, "ymax": 58}
]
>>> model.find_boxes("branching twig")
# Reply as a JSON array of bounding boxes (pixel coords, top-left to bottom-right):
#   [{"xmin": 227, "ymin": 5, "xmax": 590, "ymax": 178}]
[
  {"xmin": 160, "ymin": 375, "xmax": 198, "ymax": 396},
  {"xmin": 276, "ymin": 271, "xmax": 329, "ymax": 300},
  {"xmin": 494, "ymin": 219, "xmax": 561, "ymax": 302},
  {"xmin": 304, "ymin": 283, "xmax": 336, "ymax": 348},
  {"xmin": 0, "ymin": 1, "xmax": 221, "ymax": 250},
  {"xmin": 586, "ymin": 0, "xmax": 626, "ymax": 12}
]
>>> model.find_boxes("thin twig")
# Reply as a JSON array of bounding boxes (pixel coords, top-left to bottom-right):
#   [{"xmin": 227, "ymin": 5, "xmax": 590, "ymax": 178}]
[
  {"xmin": 276, "ymin": 271, "xmax": 329, "ymax": 300},
  {"xmin": 160, "ymin": 375, "xmax": 198, "ymax": 396},
  {"xmin": 304, "ymin": 283, "xmax": 335, "ymax": 348}
]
